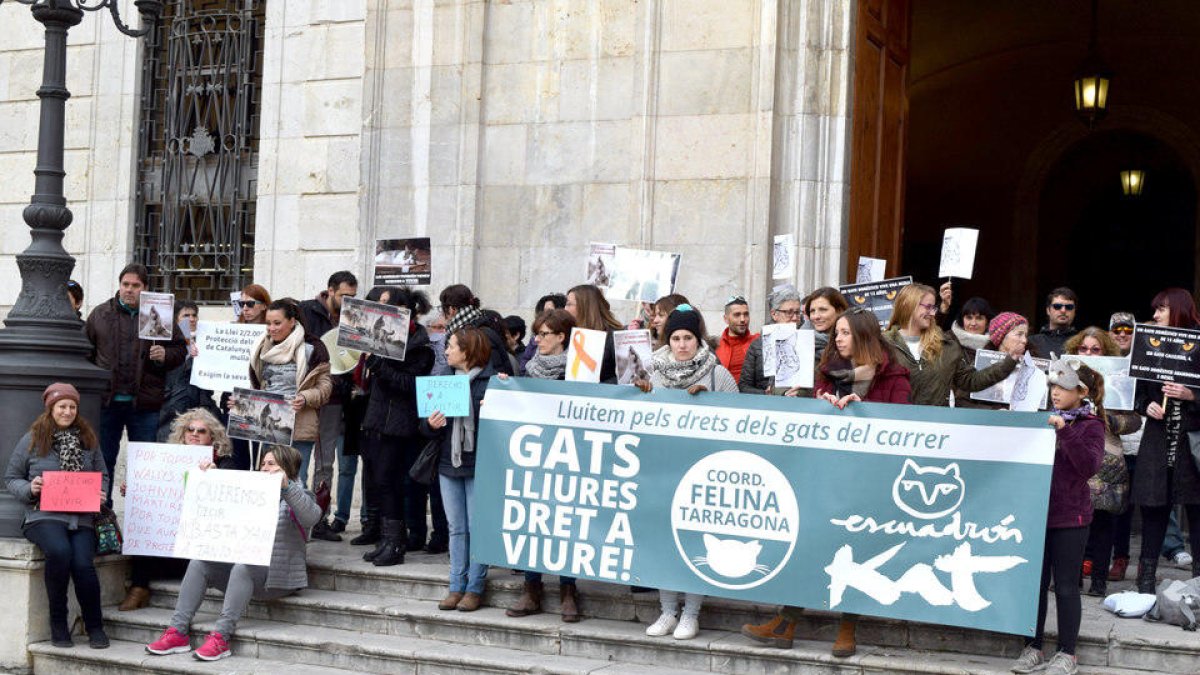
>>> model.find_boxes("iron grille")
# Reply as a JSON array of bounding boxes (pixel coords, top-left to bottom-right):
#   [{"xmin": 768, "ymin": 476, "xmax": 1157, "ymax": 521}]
[{"xmin": 135, "ymin": 0, "xmax": 265, "ymax": 303}]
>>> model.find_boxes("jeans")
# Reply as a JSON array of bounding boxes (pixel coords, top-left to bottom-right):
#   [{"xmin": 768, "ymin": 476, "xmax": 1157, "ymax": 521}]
[
  {"xmin": 1163, "ymin": 510, "xmax": 1187, "ymax": 557},
  {"xmin": 439, "ymin": 474, "xmax": 488, "ymax": 594},
  {"xmin": 311, "ymin": 404, "xmax": 342, "ymax": 489},
  {"xmin": 1028, "ymin": 526, "xmax": 1088, "ymax": 656},
  {"xmin": 99, "ymin": 401, "xmax": 158, "ymax": 504},
  {"xmin": 294, "ymin": 441, "xmax": 317, "ymax": 490},
  {"xmin": 334, "ymin": 441, "xmax": 358, "ymax": 524},
  {"xmin": 25, "ymin": 522, "xmax": 103, "ymax": 635},
  {"xmin": 170, "ymin": 560, "xmax": 292, "ymax": 640}
]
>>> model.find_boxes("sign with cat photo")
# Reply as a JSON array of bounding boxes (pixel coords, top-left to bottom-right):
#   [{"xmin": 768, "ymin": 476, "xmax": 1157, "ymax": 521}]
[
  {"xmin": 1128, "ymin": 324, "xmax": 1200, "ymax": 387},
  {"xmin": 761, "ymin": 323, "xmax": 815, "ymax": 389},
  {"xmin": 970, "ymin": 351, "xmax": 1049, "ymax": 411},
  {"xmin": 474, "ymin": 376, "xmax": 1057, "ymax": 637},
  {"xmin": 837, "ymin": 276, "xmax": 913, "ymax": 329}
]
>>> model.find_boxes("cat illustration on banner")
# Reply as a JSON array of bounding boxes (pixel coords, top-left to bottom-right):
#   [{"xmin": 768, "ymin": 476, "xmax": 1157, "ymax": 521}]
[
  {"xmin": 892, "ymin": 459, "xmax": 965, "ymax": 520},
  {"xmin": 691, "ymin": 534, "xmax": 769, "ymax": 579}
]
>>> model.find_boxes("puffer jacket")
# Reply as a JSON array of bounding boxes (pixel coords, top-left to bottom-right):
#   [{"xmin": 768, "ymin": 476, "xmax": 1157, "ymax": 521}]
[
  {"xmin": 85, "ymin": 294, "xmax": 187, "ymax": 410},
  {"xmin": 267, "ymin": 479, "xmax": 323, "ymax": 589},
  {"xmin": 4, "ymin": 431, "xmax": 109, "ymax": 532},
  {"xmin": 249, "ymin": 331, "xmax": 332, "ymax": 442},
  {"xmin": 882, "ymin": 327, "xmax": 1017, "ymax": 406},
  {"xmin": 361, "ymin": 324, "xmax": 435, "ymax": 438}
]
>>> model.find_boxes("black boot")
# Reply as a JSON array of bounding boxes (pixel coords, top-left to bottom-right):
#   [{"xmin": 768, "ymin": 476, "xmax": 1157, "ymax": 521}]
[
  {"xmin": 1087, "ymin": 575, "xmax": 1107, "ymax": 597},
  {"xmin": 362, "ymin": 535, "xmax": 388, "ymax": 562},
  {"xmin": 350, "ymin": 509, "xmax": 381, "ymax": 546},
  {"xmin": 49, "ymin": 619, "xmax": 72, "ymax": 648},
  {"xmin": 1137, "ymin": 557, "xmax": 1159, "ymax": 594},
  {"xmin": 373, "ymin": 519, "xmax": 407, "ymax": 567},
  {"xmin": 311, "ymin": 518, "xmax": 342, "ymax": 542}
]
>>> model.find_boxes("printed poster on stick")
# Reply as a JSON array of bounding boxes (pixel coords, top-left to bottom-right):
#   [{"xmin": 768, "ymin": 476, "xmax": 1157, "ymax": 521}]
[
  {"xmin": 474, "ymin": 377, "xmax": 1056, "ymax": 636},
  {"xmin": 227, "ymin": 388, "xmax": 295, "ymax": 446},
  {"xmin": 838, "ymin": 276, "xmax": 913, "ymax": 328},
  {"xmin": 173, "ymin": 469, "xmax": 281, "ymax": 566},
  {"xmin": 139, "ymin": 291, "xmax": 175, "ymax": 341},
  {"xmin": 123, "ymin": 443, "xmax": 214, "ymax": 557},
  {"xmin": 338, "ymin": 297, "xmax": 411, "ymax": 361},
  {"xmin": 374, "ymin": 237, "xmax": 431, "ymax": 286},
  {"xmin": 190, "ymin": 321, "xmax": 267, "ymax": 392},
  {"xmin": 1128, "ymin": 324, "xmax": 1200, "ymax": 387},
  {"xmin": 938, "ymin": 228, "xmax": 979, "ymax": 279}
]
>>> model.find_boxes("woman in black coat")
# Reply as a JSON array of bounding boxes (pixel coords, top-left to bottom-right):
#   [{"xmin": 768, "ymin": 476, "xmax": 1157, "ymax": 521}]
[{"xmin": 1132, "ymin": 288, "xmax": 1200, "ymax": 591}]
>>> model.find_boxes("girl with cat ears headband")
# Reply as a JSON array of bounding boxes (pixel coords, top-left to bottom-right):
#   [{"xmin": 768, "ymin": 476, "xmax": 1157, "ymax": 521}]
[{"xmin": 1047, "ymin": 357, "xmax": 1107, "ymax": 429}]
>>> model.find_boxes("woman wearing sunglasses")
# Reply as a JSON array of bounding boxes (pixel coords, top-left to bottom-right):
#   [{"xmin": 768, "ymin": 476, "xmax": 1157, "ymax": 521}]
[{"xmin": 236, "ymin": 284, "xmax": 271, "ymax": 324}]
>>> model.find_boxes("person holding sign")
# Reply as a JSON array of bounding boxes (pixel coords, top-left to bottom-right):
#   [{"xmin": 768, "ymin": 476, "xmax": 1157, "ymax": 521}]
[
  {"xmin": 565, "ymin": 284, "xmax": 624, "ymax": 382},
  {"xmin": 1131, "ymin": 288, "xmax": 1200, "ymax": 591},
  {"xmin": 145, "ymin": 445, "xmax": 321, "ymax": 661},
  {"xmin": 883, "ymin": 284, "xmax": 1017, "ymax": 406},
  {"xmin": 421, "ymin": 327, "xmax": 497, "ymax": 612},
  {"xmin": 949, "ymin": 298, "xmax": 997, "ymax": 409},
  {"xmin": 633, "ymin": 306, "xmax": 737, "ymax": 640},
  {"xmin": 740, "ymin": 288, "xmax": 805, "ymax": 395},
  {"xmin": 3, "ymin": 383, "xmax": 109, "ymax": 649}
]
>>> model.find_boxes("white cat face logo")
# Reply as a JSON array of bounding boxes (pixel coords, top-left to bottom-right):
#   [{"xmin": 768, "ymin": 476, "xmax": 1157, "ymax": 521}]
[
  {"xmin": 891, "ymin": 459, "xmax": 965, "ymax": 520},
  {"xmin": 692, "ymin": 534, "xmax": 769, "ymax": 579}
]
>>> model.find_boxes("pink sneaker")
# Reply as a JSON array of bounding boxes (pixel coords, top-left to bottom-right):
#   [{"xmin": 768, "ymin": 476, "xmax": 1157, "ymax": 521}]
[
  {"xmin": 145, "ymin": 626, "xmax": 191, "ymax": 655},
  {"xmin": 193, "ymin": 632, "xmax": 230, "ymax": 661}
]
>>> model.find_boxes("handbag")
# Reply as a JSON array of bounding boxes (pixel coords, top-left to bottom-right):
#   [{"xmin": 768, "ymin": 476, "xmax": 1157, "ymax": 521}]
[
  {"xmin": 94, "ymin": 504, "xmax": 122, "ymax": 556},
  {"xmin": 1090, "ymin": 435, "xmax": 1129, "ymax": 514},
  {"xmin": 408, "ymin": 440, "xmax": 441, "ymax": 486}
]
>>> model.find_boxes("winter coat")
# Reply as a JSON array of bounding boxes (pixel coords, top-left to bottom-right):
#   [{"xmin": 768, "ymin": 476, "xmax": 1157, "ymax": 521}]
[
  {"xmin": 249, "ymin": 332, "xmax": 332, "ymax": 442},
  {"xmin": 1132, "ymin": 380, "xmax": 1200, "ymax": 506},
  {"xmin": 267, "ymin": 480, "xmax": 323, "ymax": 589},
  {"xmin": 4, "ymin": 432, "xmax": 109, "ymax": 532},
  {"xmin": 882, "ymin": 327, "xmax": 1017, "ymax": 406},
  {"xmin": 738, "ymin": 330, "xmax": 826, "ymax": 396},
  {"xmin": 1028, "ymin": 325, "xmax": 1076, "ymax": 360},
  {"xmin": 716, "ymin": 329, "xmax": 759, "ymax": 383},
  {"xmin": 85, "ymin": 294, "xmax": 187, "ymax": 410},
  {"xmin": 948, "ymin": 323, "xmax": 998, "ymax": 409},
  {"xmin": 361, "ymin": 325, "xmax": 435, "ymax": 438},
  {"xmin": 421, "ymin": 364, "xmax": 496, "ymax": 479},
  {"xmin": 814, "ymin": 355, "xmax": 911, "ymax": 404},
  {"xmin": 157, "ymin": 357, "xmax": 220, "ymax": 441},
  {"xmin": 1047, "ymin": 414, "xmax": 1105, "ymax": 529},
  {"xmin": 299, "ymin": 294, "xmax": 353, "ymax": 405}
]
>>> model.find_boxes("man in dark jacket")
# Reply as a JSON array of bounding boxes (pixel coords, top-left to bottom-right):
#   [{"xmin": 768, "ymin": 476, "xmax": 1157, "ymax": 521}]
[
  {"xmin": 85, "ymin": 263, "xmax": 187, "ymax": 504},
  {"xmin": 1028, "ymin": 287, "xmax": 1078, "ymax": 359},
  {"xmin": 298, "ymin": 271, "xmax": 358, "ymax": 541}
]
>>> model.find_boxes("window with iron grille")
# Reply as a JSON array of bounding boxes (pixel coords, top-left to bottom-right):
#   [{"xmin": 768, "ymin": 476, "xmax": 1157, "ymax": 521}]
[{"xmin": 135, "ymin": 0, "xmax": 265, "ymax": 303}]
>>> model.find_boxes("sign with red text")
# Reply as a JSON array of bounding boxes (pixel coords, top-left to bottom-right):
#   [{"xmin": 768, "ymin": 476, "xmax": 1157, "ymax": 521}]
[{"xmin": 123, "ymin": 443, "xmax": 214, "ymax": 557}]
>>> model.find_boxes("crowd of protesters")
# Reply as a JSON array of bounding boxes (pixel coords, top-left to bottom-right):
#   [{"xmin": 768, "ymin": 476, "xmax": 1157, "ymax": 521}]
[{"xmin": 6, "ymin": 262, "xmax": 1199, "ymax": 675}]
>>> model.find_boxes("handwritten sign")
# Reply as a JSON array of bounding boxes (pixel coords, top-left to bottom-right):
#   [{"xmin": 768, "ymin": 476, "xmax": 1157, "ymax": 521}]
[
  {"xmin": 40, "ymin": 471, "xmax": 102, "ymax": 513},
  {"xmin": 173, "ymin": 469, "xmax": 281, "ymax": 566},
  {"xmin": 123, "ymin": 443, "xmax": 214, "ymax": 557},
  {"xmin": 417, "ymin": 375, "xmax": 471, "ymax": 417},
  {"xmin": 190, "ymin": 321, "xmax": 267, "ymax": 392}
]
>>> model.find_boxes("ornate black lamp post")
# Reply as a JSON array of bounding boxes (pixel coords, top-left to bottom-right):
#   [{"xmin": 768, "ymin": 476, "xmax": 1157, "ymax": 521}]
[{"xmin": 0, "ymin": 0, "xmax": 162, "ymax": 536}]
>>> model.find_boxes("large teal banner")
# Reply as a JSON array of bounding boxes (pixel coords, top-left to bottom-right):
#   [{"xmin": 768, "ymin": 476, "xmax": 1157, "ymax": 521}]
[{"xmin": 473, "ymin": 377, "xmax": 1056, "ymax": 636}]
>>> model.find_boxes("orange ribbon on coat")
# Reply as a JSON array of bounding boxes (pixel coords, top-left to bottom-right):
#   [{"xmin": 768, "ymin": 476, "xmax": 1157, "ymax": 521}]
[{"xmin": 570, "ymin": 330, "xmax": 598, "ymax": 378}]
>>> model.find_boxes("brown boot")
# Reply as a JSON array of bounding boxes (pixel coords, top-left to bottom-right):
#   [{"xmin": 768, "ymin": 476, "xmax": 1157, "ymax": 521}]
[
  {"xmin": 740, "ymin": 614, "xmax": 796, "ymax": 649},
  {"xmin": 438, "ymin": 592, "xmax": 464, "ymax": 610},
  {"xmin": 559, "ymin": 583, "xmax": 581, "ymax": 623},
  {"xmin": 456, "ymin": 592, "xmax": 483, "ymax": 612},
  {"xmin": 831, "ymin": 615, "xmax": 858, "ymax": 657},
  {"xmin": 118, "ymin": 586, "xmax": 150, "ymax": 612},
  {"xmin": 506, "ymin": 581, "xmax": 544, "ymax": 617}
]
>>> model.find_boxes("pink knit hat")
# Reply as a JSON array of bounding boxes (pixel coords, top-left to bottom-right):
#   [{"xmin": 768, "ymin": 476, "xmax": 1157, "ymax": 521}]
[
  {"xmin": 988, "ymin": 312, "xmax": 1028, "ymax": 348},
  {"xmin": 42, "ymin": 383, "xmax": 80, "ymax": 411}
]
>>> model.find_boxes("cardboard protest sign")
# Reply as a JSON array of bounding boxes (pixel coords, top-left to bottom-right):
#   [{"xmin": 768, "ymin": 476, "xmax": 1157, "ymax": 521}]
[
  {"xmin": 772, "ymin": 234, "xmax": 795, "ymax": 280},
  {"xmin": 173, "ymin": 469, "xmax": 281, "ymax": 566},
  {"xmin": 761, "ymin": 323, "xmax": 815, "ymax": 389},
  {"xmin": 1129, "ymin": 324, "xmax": 1200, "ymax": 387},
  {"xmin": 586, "ymin": 243, "xmax": 616, "ymax": 289},
  {"xmin": 606, "ymin": 248, "xmax": 681, "ymax": 303},
  {"xmin": 190, "ymin": 321, "xmax": 267, "ymax": 392},
  {"xmin": 417, "ymin": 375, "xmax": 471, "ymax": 417},
  {"xmin": 838, "ymin": 276, "xmax": 913, "ymax": 328},
  {"xmin": 565, "ymin": 328, "xmax": 607, "ymax": 383},
  {"xmin": 374, "ymin": 237, "xmax": 431, "ymax": 286},
  {"xmin": 971, "ymin": 351, "xmax": 1048, "ymax": 411},
  {"xmin": 938, "ymin": 228, "xmax": 979, "ymax": 279},
  {"xmin": 338, "ymin": 297, "xmax": 410, "ymax": 361},
  {"xmin": 39, "ymin": 471, "xmax": 102, "ymax": 513},
  {"xmin": 476, "ymin": 377, "xmax": 1056, "ymax": 636},
  {"xmin": 855, "ymin": 256, "xmax": 887, "ymax": 283},
  {"xmin": 613, "ymin": 329, "xmax": 653, "ymax": 385},
  {"xmin": 123, "ymin": 443, "xmax": 214, "ymax": 557},
  {"xmin": 139, "ymin": 291, "xmax": 175, "ymax": 341},
  {"xmin": 227, "ymin": 388, "xmax": 295, "ymax": 446},
  {"xmin": 1073, "ymin": 355, "xmax": 1136, "ymax": 411}
]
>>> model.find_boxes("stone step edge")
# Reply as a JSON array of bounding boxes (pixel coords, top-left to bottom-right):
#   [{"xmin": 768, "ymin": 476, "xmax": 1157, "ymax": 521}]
[{"xmin": 28, "ymin": 639, "xmax": 357, "ymax": 675}]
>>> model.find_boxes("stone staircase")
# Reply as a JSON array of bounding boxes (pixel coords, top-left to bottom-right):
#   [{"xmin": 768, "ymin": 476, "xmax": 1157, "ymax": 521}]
[{"xmin": 27, "ymin": 541, "xmax": 1200, "ymax": 674}]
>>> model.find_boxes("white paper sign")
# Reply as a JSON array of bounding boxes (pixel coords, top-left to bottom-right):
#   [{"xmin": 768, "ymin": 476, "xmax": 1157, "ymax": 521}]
[
  {"xmin": 122, "ymin": 443, "xmax": 214, "ymax": 557},
  {"xmin": 971, "ymin": 350, "xmax": 1049, "ymax": 411},
  {"xmin": 565, "ymin": 328, "xmax": 608, "ymax": 383},
  {"xmin": 190, "ymin": 321, "xmax": 267, "ymax": 392},
  {"xmin": 856, "ymin": 256, "xmax": 887, "ymax": 283},
  {"xmin": 613, "ymin": 329, "xmax": 653, "ymax": 385},
  {"xmin": 761, "ymin": 323, "xmax": 815, "ymax": 389},
  {"xmin": 1074, "ymin": 355, "xmax": 1136, "ymax": 411},
  {"xmin": 230, "ymin": 291, "xmax": 243, "ymax": 318},
  {"xmin": 606, "ymin": 248, "xmax": 681, "ymax": 303},
  {"xmin": 938, "ymin": 228, "xmax": 979, "ymax": 279},
  {"xmin": 173, "ymin": 469, "xmax": 281, "ymax": 566},
  {"xmin": 139, "ymin": 291, "xmax": 175, "ymax": 341},
  {"xmin": 772, "ymin": 234, "xmax": 795, "ymax": 280},
  {"xmin": 586, "ymin": 243, "xmax": 616, "ymax": 289}
]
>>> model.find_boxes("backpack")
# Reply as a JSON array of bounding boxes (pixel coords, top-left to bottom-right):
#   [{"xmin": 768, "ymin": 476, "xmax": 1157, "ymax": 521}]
[{"xmin": 1144, "ymin": 577, "xmax": 1200, "ymax": 631}]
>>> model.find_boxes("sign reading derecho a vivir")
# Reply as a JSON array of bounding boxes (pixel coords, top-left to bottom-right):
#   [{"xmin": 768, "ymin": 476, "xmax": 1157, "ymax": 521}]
[{"xmin": 474, "ymin": 378, "xmax": 1055, "ymax": 636}]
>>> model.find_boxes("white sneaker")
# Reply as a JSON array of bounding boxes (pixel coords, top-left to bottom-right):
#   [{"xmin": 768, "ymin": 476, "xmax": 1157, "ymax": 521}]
[
  {"xmin": 1172, "ymin": 551, "xmax": 1193, "ymax": 566},
  {"xmin": 673, "ymin": 614, "xmax": 699, "ymax": 640},
  {"xmin": 645, "ymin": 612, "xmax": 678, "ymax": 637}
]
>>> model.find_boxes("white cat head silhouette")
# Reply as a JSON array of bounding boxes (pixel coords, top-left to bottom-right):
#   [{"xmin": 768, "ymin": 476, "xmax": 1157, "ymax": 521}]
[
  {"xmin": 691, "ymin": 534, "xmax": 768, "ymax": 578},
  {"xmin": 891, "ymin": 459, "xmax": 965, "ymax": 519}
]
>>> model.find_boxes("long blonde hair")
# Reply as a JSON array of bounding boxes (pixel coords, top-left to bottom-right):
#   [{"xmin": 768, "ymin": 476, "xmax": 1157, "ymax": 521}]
[{"xmin": 887, "ymin": 284, "xmax": 944, "ymax": 363}]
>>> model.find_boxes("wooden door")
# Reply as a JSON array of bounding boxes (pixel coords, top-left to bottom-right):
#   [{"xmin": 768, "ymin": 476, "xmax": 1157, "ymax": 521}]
[{"xmin": 847, "ymin": 0, "xmax": 910, "ymax": 281}]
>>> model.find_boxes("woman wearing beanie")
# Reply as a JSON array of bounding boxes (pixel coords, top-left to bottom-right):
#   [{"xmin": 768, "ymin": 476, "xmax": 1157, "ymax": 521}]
[
  {"xmin": 634, "ymin": 305, "xmax": 737, "ymax": 640},
  {"xmin": 987, "ymin": 312, "xmax": 1029, "ymax": 357},
  {"xmin": 882, "ymin": 284, "xmax": 1017, "ymax": 406},
  {"xmin": 4, "ymin": 383, "xmax": 110, "ymax": 649}
]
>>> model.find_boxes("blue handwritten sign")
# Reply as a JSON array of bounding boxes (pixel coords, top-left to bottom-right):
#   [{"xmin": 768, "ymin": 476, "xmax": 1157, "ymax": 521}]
[{"xmin": 416, "ymin": 375, "xmax": 471, "ymax": 417}]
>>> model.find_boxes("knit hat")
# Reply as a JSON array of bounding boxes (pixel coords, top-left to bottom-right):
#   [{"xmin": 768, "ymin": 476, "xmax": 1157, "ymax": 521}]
[
  {"xmin": 1109, "ymin": 312, "xmax": 1136, "ymax": 330},
  {"xmin": 42, "ymin": 383, "xmax": 80, "ymax": 411},
  {"xmin": 664, "ymin": 304, "xmax": 703, "ymax": 342},
  {"xmin": 988, "ymin": 312, "xmax": 1028, "ymax": 348}
]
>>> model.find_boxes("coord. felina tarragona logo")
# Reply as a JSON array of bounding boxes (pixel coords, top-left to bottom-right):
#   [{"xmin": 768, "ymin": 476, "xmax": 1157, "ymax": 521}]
[{"xmin": 670, "ymin": 451, "xmax": 799, "ymax": 590}]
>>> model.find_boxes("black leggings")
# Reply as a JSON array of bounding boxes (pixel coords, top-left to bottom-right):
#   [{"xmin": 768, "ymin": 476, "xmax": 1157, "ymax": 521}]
[
  {"xmin": 1084, "ymin": 510, "xmax": 1116, "ymax": 576},
  {"xmin": 1140, "ymin": 502, "xmax": 1200, "ymax": 561},
  {"xmin": 1029, "ymin": 526, "xmax": 1088, "ymax": 656}
]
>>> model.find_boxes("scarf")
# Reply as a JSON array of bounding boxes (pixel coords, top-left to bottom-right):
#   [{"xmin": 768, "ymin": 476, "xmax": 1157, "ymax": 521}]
[
  {"xmin": 820, "ymin": 356, "xmax": 876, "ymax": 398},
  {"xmin": 253, "ymin": 323, "xmax": 309, "ymax": 385},
  {"xmin": 1054, "ymin": 401, "xmax": 1094, "ymax": 423},
  {"xmin": 652, "ymin": 342, "xmax": 718, "ymax": 389},
  {"xmin": 951, "ymin": 323, "xmax": 991, "ymax": 352},
  {"xmin": 52, "ymin": 428, "xmax": 84, "ymax": 472},
  {"xmin": 525, "ymin": 352, "xmax": 567, "ymax": 380},
  {"xmin": 450, "ymin": 366, "xmax": 484, "ymax": 468},
  {"xmin": 446, "ymin": 306, "xmax": 483, "ymax": 335}
]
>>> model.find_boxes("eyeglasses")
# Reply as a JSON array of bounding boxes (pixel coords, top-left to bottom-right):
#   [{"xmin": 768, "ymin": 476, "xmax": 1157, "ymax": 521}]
[
  {"xmin": 774, "ymin": 309, "xmax": 801, "ymax": 318},
  {"xmin": 236, "ymin": 300, "xmax": 259, "ymax": 308},
  {"xmin": 1051, "ymin": 303, "xmax": 1075, "ymax": 311},
  {"xmin": 1111, "ymin": 326, "xmax": 1133, "ymax": 335},
  {"xmin": 1076, "ymin": 346, "xmax": 1104, "ymax": 354},
  {"xmin": 535, "ymin": 330, "xmax": 558, "ymax": 338},
  {"xmin": 918, "ymin": 302, "xmax": 937, "ymax": 313},
  {"xmin": 185, "ymin": 426, "xmax": 210, "ymax": 434}
]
